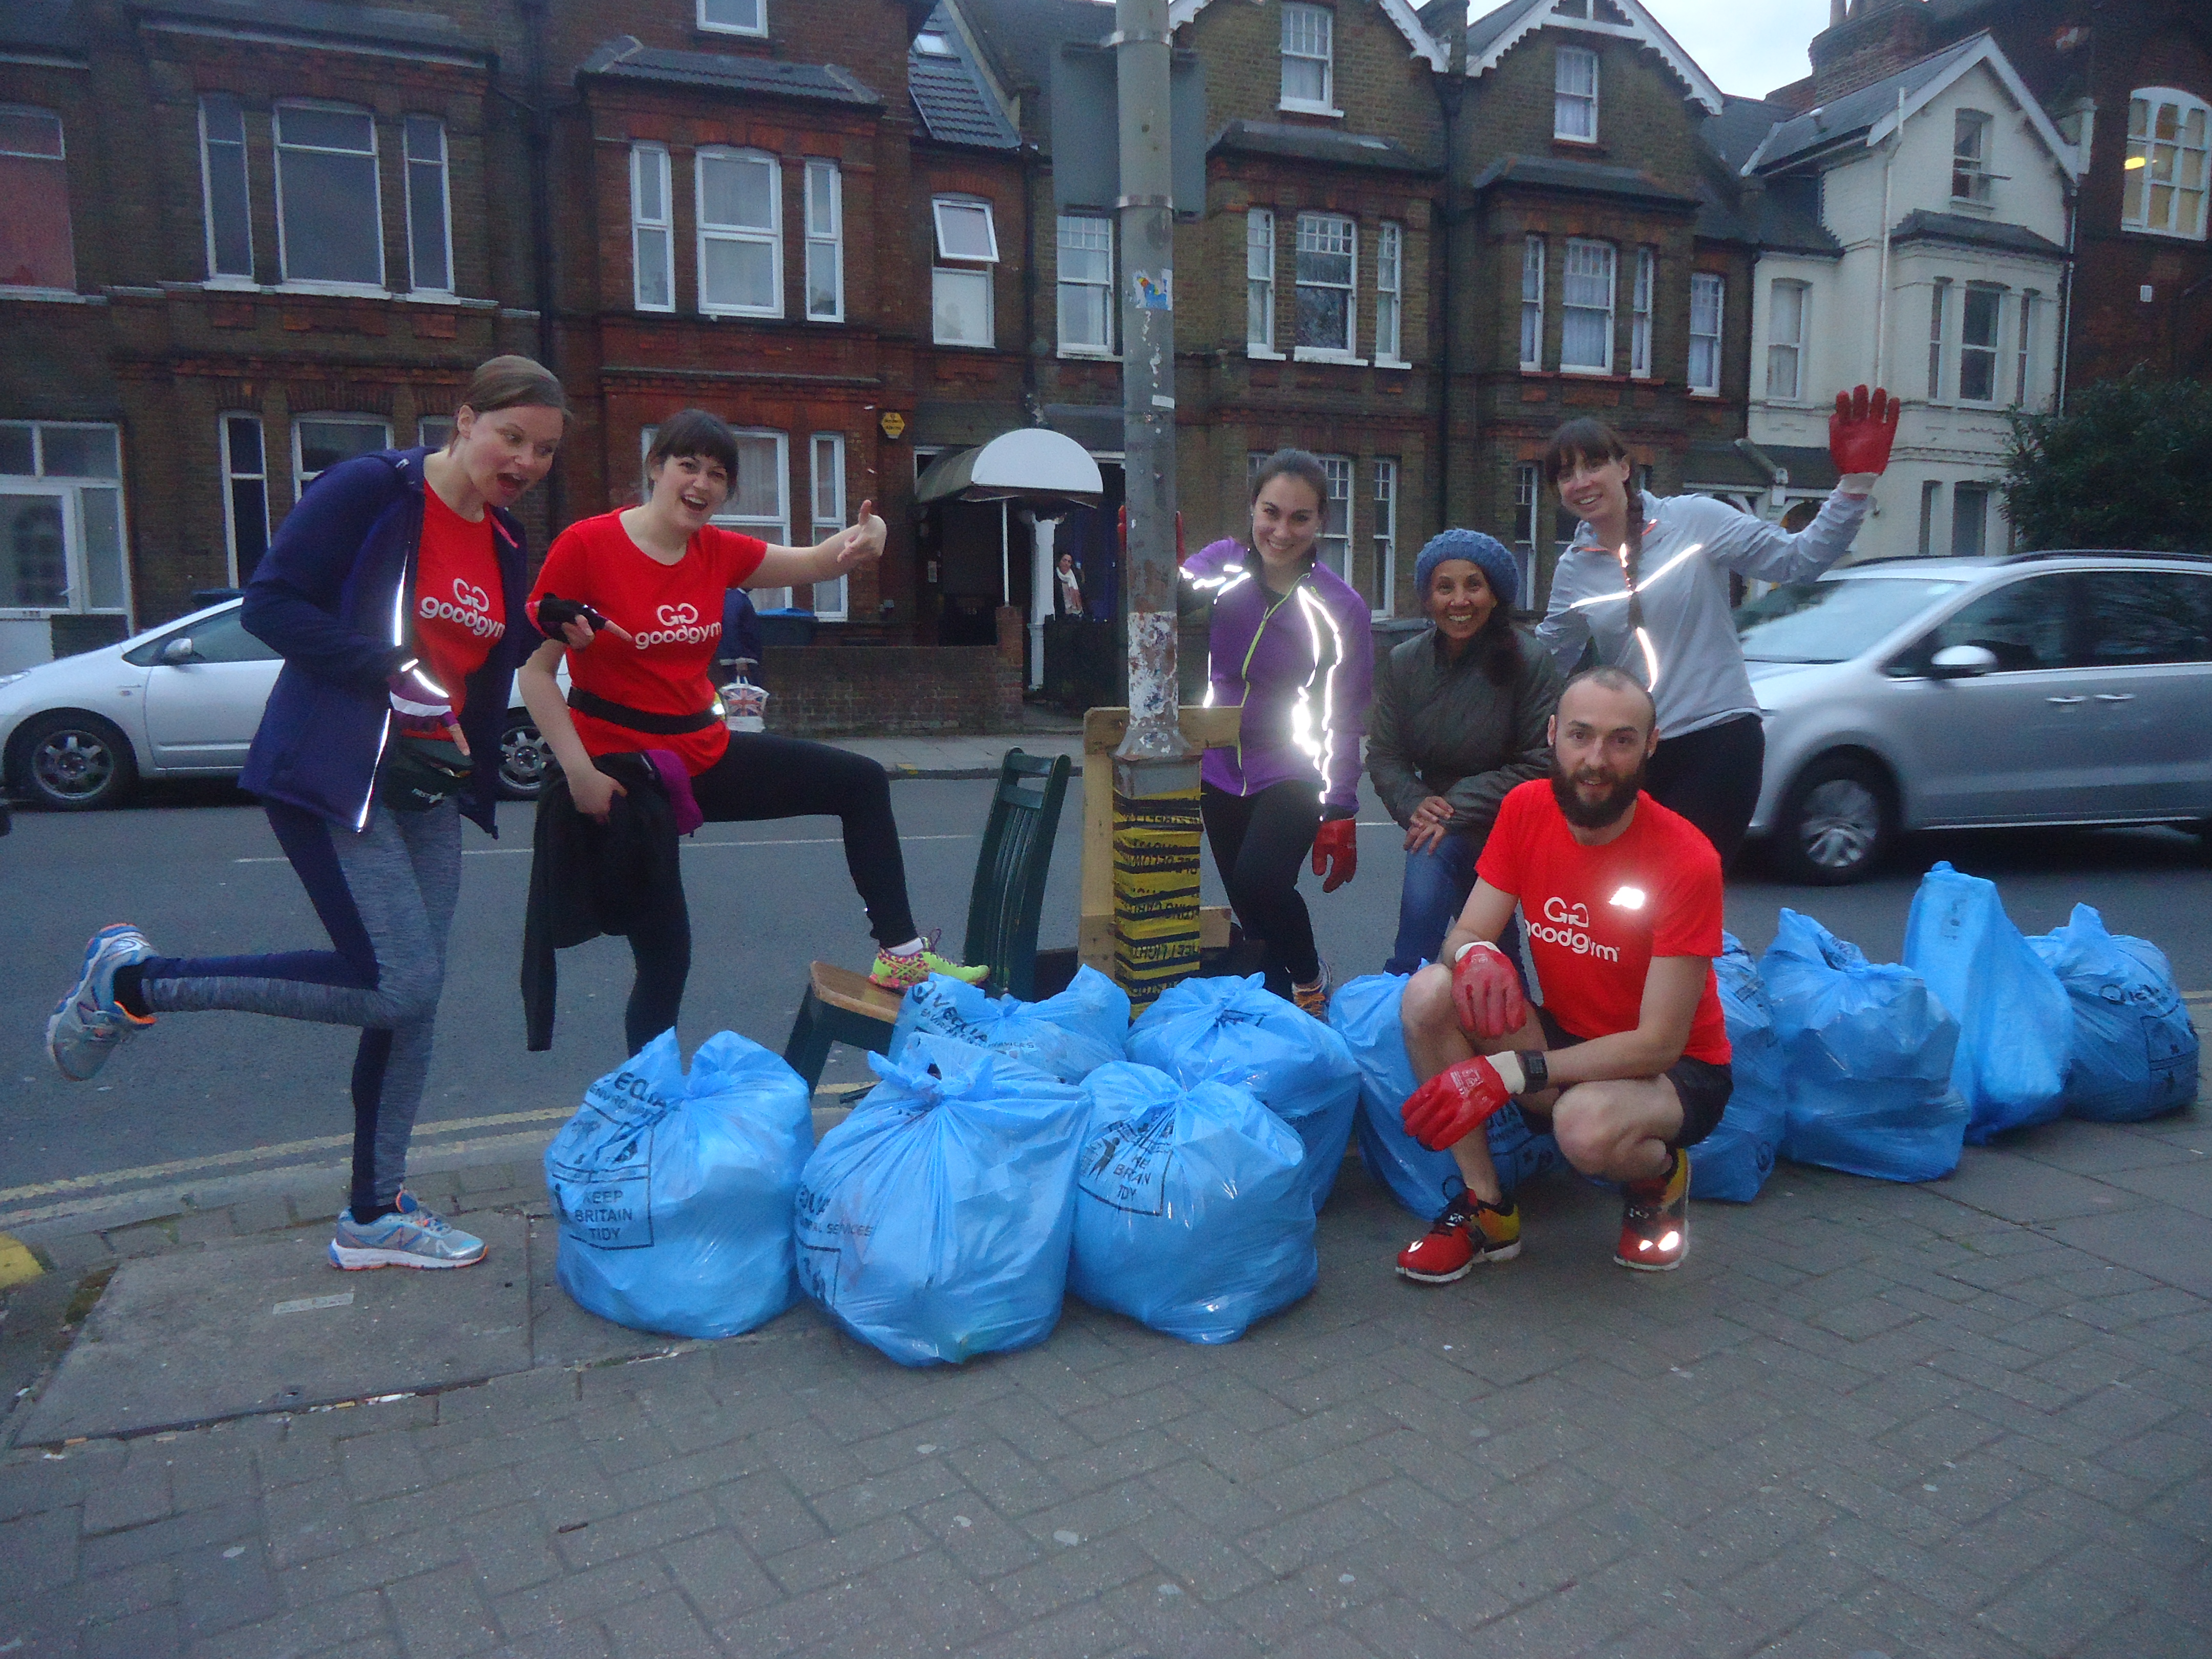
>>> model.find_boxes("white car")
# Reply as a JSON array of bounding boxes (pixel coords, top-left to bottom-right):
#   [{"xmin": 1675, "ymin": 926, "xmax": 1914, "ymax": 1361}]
[{"xmin": 0, "ymin": 599, "xmax": 554, "ymax": 811}]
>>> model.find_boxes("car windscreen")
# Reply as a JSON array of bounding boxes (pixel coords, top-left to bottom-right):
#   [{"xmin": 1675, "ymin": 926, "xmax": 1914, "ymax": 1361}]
[{"xmin": 1734, "ymin": 578, "xmax": 1965, "ymax": 664}]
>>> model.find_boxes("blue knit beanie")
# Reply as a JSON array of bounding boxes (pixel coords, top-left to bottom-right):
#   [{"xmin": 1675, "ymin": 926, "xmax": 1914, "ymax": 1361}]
[{"xmin": 1415, "ymin": 528, "xmax": 1520, "ymax": 608}]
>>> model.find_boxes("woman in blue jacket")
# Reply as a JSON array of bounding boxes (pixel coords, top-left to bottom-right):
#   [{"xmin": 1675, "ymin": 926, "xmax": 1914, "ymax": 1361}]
[{"xmin": 42, "ymin": 356, "xmax": 566, "ymax": 1273}]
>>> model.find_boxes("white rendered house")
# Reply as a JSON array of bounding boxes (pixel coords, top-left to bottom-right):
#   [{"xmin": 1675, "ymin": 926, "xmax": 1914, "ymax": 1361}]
[{"xmin": 1738, "ymin": 33, "xmax": 2082, "ymax": 561}]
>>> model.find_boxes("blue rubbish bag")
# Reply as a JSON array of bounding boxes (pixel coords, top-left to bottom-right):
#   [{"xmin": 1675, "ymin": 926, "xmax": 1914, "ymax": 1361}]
[
  {"xmin": 1068, "ymin": 1062, "xmax": 1317, "ymax": 1344},
  {"xmin": 889, "ymin": 964, "xmax": 1129, "ymax": 1084},
  {"xmin": 1126, "ymin": 974, "xmax": 1360, "ymax": 1211},
  {"xmin": 794, "ymin": 1045, "xmax": 1087, "ymax": 1366},
  {"xmin": 1761, "ymin": 910, "xmax": 1969, "ymax": 1182},
  {"xmin": 1695, "ymin": 933, "xmax": 1788, "ymax": 1203},
  {"xmin": 1329, "ymin": 973, "xmax": 1564, "ymax": 1218},
  {"xmin": 2029, "ymin": 904, "xmax": 2201, "ymax": 1121},
  {"xmin": 1903, "ymin": 862, "xmax": 2073, "ymax": 1143},
  {"xmin": 545, "ymin": 1029, "xmax": 813, "ymax": 1340}
]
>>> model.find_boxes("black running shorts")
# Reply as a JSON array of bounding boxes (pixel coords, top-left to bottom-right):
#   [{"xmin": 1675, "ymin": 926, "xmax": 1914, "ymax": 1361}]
[{"xmin": 1527, "ymin": 1007, "xmax": 1732, "ymax": 1152}]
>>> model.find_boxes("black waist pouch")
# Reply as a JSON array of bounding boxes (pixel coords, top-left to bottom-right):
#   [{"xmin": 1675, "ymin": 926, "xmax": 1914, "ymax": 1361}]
[{"xmin": 380, "ymin": 734, "xmax": 474, "ymax": 813}]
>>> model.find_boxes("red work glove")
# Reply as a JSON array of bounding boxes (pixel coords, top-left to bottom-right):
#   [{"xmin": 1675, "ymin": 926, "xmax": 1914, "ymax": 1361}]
[
  {"xmin": 1451, "ymin": 941, "xmax": 1528, "ymax": 1041},
  {"xmin": 1402, "ymin": 1054, "xmax": 1526, "ymax": 1152},
  {"xmin": 1828, "ymin": 385, "xmax": 1901, "ymax": 476},
  {"xmin": 1311, "ymin": 817, "xmax": 1357, "ymax": 892}
]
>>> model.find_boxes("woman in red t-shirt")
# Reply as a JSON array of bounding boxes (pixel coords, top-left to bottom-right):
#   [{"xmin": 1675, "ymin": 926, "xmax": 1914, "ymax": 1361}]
[{"xmin": 520, "ymin": 409, "xmax": 986, "ymax": 1056}]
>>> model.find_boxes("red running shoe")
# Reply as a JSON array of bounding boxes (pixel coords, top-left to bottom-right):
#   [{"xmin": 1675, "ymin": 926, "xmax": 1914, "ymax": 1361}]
[
  {"xmin": 1615, "ymin": 1148, "xmax": 1690, "ymax": 1271},
  {"xmin": 1396, "ymin": 1188, "xmax": 1521, "ymax": 1283}
]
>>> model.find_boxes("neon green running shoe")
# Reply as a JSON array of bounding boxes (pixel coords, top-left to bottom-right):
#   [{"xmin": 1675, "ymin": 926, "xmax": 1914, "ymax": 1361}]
[{"xmin": 869, "ymin": 931, "xmax": 990, "ymax": 991}]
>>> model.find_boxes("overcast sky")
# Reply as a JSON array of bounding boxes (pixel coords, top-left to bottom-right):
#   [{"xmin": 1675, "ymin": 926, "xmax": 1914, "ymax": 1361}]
[{"xmin": 1627, "ymin": 0, "xmax": 1835, "ymax": 102}]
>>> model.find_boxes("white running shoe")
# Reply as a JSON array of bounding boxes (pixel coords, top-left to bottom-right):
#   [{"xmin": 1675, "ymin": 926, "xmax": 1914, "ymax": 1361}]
[
  {"xmin": 328, "ymin": 1192, "xmax": 487, "ymax": 1270},
  {"xmin": 46, "ymin": 923, "xmax": 156, "ymax": 1081}
]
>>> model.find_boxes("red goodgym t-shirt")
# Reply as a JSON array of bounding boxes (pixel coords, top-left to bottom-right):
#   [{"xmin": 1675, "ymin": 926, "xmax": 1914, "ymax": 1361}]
[
  {"xmin": 527, "ymin": 512, "xmax": 767, "ymax": 774},
  {"xmin": 1475, "ymin": 781, "xmax": 1731, "ymax": 1066},
  {"xmin": 410, "ymin": 484, "xmax": 505, "ymax": 719}
]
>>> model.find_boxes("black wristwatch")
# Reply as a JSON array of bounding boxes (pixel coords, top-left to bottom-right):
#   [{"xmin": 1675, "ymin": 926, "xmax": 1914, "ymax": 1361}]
[{"xmin": 1517, "ymin": 1050, "xmax": 1548, "ymax": 1097}]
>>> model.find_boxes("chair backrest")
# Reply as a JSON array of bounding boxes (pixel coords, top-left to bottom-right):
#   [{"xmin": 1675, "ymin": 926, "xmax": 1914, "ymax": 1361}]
[{"xmin": 962, "ymin": 748, "xmax": 1073, "ymax": 1000}]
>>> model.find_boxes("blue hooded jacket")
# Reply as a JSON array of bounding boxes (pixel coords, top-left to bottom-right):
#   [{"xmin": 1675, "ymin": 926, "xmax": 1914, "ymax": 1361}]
[{"xmin": 238, "ymin": 448, "xmax": 534, "ymax": 835}]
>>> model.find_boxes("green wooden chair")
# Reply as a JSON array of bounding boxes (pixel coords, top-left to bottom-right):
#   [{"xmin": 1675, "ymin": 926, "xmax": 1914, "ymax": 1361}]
[{"xmin": 782, "ymin": 748, "xmax": 1073, "ymax": 1091}]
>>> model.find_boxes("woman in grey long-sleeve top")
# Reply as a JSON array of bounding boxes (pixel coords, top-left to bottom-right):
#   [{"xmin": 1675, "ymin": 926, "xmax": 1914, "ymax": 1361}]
[{"xmin": 1370, "ymin": 530, "xmax": 1563, "ymax": 975}]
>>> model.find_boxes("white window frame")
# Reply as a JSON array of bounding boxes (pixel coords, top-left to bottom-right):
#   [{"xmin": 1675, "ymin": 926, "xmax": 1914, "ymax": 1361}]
[
  {"xmin": 931, "ymin": 195, "xmax": 998, "ymax": 349},
  {"xmin": 1687, "ymin": 271, "xmax": 1723, "ymax": 395},
  {"xmin": 1056, "ymin": 212, "xmax": 1115, "ymax": 356},
  {"xmin": 809, "ymin": 432, "xmax": 848, "ymax": 620},
  {"xmin": 1629, "ymin": 247, "xmax": 1653, "ymax": 378},
  {"xmin": 218, "ymin": 413, "xmax": 268, "ymax": 587},
  {"xmin": 1951, "ymin": 482, "xmax": 1991, "ymax": 559},
  {"xmin": 292, "ymin": 415, "xmax": 391, "ymax": 501},
  {"xmin": 1279, "ymin": 3, "xmax": 1335, "ymax": 116},
  {"xmin": 1959, "ymin": 282, "xmax": 2004, "ymax": 405},
  {"xmin": 402, "ymin": 114, "xmax": 454, "ymax": 295},
  {"xmin": 2123, "ymin": 88, "xmax": 2210, "ymax": 241},
  {"xmin": 1555, "ymin": 46, "xmax": 1599, "ymax": 143},
  {"xmin": 2013, "ymin": 289, "xmax": 2036, "ymax": 409},
  {"xmin": 1514, "ymin": 462, "xmax": 1541, "ymax": 605},
  {"xmin": 1926, "ymin": 276, "xmax": 1949, "ymax": 401},
  {"xmin": 1919, "ymin": 479, "xmax": 1942, "ymax": 556},
  {"xmin": 803, "ymin": 158, "xmax": 844, "ymax": 323},
  {"xmin": 1246, "ymin": 207, "xmax": 1279, "ymax": 357},
  {"xmin": 271, "ymin": 100, "xmax": 384, "ymax": 292},
  {"xmin": 1520, "ymin": 236, "xmax": 1545, "ymax": 370},
  {"xmin": 1560, "ymin": 239, "xmax": 1615, "ymax": 374},
  {"xmin": 697, "ymin": 0, "xmax": 767, "ymax": 38},
  {"xmin": 197, "ymin": 94, "xmax": 253, "ymax": 284},
  {"xmin": 1951, "ymin": 109, "xmax": 1993, "ymax": 206},
  {"xmin": 418, "ymin": 415, "xmax": 455, "ymax": 450},
  {"xmin": 1368, "ymin": 458, "xmax": 1397, "ymax": 620},
  {"xmin": 1316, "ymin": 454, "xmax": 1354, "ymax": 584},
  {"xmin": 0, "ymin": 105, "xmax": 74, "ymax": 294},
  {"xmin": 722, "ymin": 428, "xmax": 792, "ymax": 609},
  {"xmin": 931, "ymin": 195, "xmax": 1000, "ymax": 263},
  {"xmin": 1374, "ymin": 222, "xmax": 1406, "ymax": 367},
  {"xmin": 1768, "ymin": 278, "xmax": 1810, "ymax": 402},
  {"xmin": 1293, "ymin": 211, "xmax": 1358, "ymax": 361},
  {"xmin": 697, "ymin": 147, "xmax": 783, "ymax": 318},
  {"xmin": 0, "ymin": 420, "xmax": 129, "ymax": 620},
  {"xmin": 630, "ymin": 144, "xmax": 673, "ymax": 313}
]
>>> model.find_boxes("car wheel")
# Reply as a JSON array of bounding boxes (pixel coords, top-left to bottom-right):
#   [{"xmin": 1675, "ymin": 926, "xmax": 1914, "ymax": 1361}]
[
  {"xmin": 498, "ymin": 711, "xmax": 551, "ymax": 801},
  {"xmin": 1773, "ymin": 754, "xmax": 1893, "ymax": 885},
  {"xmin": 15, "ymin": 712, "xmax": 139, "ymax": 811}
]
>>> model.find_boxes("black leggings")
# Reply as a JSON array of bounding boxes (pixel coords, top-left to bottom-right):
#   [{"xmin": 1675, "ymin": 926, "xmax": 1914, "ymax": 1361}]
[
  {"xmin": 624, "ymin": 734, "xmax": 918, "ymax": 1053},
  {"xmin": 1645, "ymin": 713, "xmax": 1765, "ymax": 867},
  {"xmin": 1201, "ymin": 780, "xmax": 1323, "ymax": 988}
]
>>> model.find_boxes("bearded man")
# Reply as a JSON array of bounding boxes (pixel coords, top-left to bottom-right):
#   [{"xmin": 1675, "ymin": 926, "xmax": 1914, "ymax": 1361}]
[{"xmin": 1391, "ymin": 666, "xmax": 1733, "ymax": 1280}]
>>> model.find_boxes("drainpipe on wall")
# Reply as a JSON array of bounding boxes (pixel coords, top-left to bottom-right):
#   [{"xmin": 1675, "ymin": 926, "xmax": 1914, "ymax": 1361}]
[{"xmin": 1873, "ymin": 85, "xmax": 1902, "ymax": 389}]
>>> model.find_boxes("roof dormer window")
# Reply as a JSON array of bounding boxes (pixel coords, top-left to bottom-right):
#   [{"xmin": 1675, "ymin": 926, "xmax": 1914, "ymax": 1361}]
[
  {"xmin": 1280, "ymin": 4, "xmax": 1334, "ymax": 116},
  {"xmin": 699, "ymin": 0, "xmax": 765, "ymax": 38}
]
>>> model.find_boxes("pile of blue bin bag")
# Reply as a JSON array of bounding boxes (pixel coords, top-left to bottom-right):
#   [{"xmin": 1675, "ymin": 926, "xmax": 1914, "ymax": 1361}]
[
  {"xmin": 2028, "ymin": 904, "xmax": 2200, "ymax": 1121},
  {"xmin": 1694, "ymin": 933, "xmax": 1789, "ymax": 1202},
  {"xmin": 1068, "ymin": 1062, "xmax": 1317, "ymax": 1344},
  {"xmin": 1328, "ymin": 972, "xmax": 1564, "ymax": 1217},
  {"xmin": 1902, "ymin": 862, "xmax": 2072, "ymax": 1143},
  {"xmin": 889, "ymin": 963, "xmax": 1129, "ymax": 1083},
  {"xmin": 1125, "ymin": 973, "xmax": 1360, "ymax": 1211},
  {"xmin": 794, "ymin": 1043, "xmax": 1087, "ymax": 1366},
  {"xmin": 1760, "ymin": 909, "xmax": 1969, "ymax": 1182},
  {"xmin": 545, "ymin": 1029, "xmax": 814, "ymax": 1339}
]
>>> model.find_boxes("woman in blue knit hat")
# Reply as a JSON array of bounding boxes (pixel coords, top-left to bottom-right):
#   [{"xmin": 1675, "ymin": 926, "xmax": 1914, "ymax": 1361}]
[{"xmin": 1368, "ymin": 530, "xmax": 1563, "ymax": 976}]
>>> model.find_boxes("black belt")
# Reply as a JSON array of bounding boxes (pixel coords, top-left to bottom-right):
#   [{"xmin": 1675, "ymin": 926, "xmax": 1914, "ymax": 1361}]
[{"xmin": 568, "ymin": 687, "xmax": 719, "ymax": 736}]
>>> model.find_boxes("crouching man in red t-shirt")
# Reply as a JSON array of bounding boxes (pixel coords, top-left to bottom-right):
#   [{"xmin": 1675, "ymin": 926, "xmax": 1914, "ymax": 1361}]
[{"xmin": 1395, "ymin": 667, "xmax": 1733, "ymax": 1279}]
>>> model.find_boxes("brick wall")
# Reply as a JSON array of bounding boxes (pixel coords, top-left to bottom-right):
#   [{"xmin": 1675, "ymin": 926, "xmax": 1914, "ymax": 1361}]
[{"xmin": 759, "ymin": 643, "xmax": 1021, "ymax": 735}]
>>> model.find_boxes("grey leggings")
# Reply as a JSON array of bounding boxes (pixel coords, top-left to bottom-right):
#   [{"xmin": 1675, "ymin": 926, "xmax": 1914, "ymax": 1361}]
[{"xmin": 136, "ymin": 799, "xmax": 460, "ymax": 1218}]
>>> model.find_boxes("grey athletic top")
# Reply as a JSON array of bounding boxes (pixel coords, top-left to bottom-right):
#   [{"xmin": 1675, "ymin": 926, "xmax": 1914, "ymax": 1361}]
[{"xmin": 1534, "ymin": 484, "xmax": 1873, "ymax": 740}]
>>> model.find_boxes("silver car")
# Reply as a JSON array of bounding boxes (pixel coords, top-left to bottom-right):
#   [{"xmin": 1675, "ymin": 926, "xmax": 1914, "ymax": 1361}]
[
  {"xmin": 1740, "ymin": 552, "xmax": 2212, "ymax": 883},
  {"xmin": 0, "ymin": 599, "xmax": 554, "ymax": 810}
]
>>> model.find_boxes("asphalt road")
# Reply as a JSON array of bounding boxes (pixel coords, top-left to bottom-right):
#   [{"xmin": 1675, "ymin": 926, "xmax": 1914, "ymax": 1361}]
[{"xmin": 4, "ymin": 777, "xmax": 2208, "ymax": 1197}]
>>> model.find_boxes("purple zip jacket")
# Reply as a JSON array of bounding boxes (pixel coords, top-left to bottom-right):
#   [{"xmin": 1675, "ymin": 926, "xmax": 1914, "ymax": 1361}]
[{"xmin": 1182, "ymin": 538, "xmax": 1375, "ymax": 816}]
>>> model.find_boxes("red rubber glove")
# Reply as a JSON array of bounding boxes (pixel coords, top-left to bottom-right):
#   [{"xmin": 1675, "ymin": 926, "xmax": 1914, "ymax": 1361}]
[
  {"xmin": 1401, "ymin": 1055, "xmax": 1519, "ymax": 1152},
  {"xmin": 1311, "ymin": 817, "xmax": 1357, "ymax": 892},
  {"xmin": 1451, "ymin": 941, "xmax": 1528, "ymax": 1041},
  {"xmin": 1829, "ymin": 385, "xmax": 1901, "ymax": 476}
]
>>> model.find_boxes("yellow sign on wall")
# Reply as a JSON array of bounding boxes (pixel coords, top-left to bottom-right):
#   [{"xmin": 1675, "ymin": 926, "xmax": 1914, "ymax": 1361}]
[{"xmin": 879, "ymin": 411, "xmax": 907, "ymax": 440}]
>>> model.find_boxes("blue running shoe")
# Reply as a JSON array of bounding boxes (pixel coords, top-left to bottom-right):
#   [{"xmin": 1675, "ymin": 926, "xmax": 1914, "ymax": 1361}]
[
  {"xmin": 329, "ymin": 1192, "xmax": 486, "ymax": 1270},
  {"xmin": 46, "ymin": 923, "xmax": 156, "ymax": 1081}
]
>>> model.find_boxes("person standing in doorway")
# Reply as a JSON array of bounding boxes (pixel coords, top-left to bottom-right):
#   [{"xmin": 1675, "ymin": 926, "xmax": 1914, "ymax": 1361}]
[{"xmin": 1054, "ymin": 550, "xmax": 1085, "ymax": 619}]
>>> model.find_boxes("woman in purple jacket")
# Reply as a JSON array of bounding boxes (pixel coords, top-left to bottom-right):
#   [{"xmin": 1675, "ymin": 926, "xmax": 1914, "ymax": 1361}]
[{"xmin": 1182, "ymin": 449, "xmax": 1376, "ymax": 1017}]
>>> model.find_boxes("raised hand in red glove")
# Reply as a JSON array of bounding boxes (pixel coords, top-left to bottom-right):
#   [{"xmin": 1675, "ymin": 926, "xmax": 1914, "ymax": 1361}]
[
  {"xmin": 1451, "ymin": 940, "xmax": 1528, "ymax": 1041},
  {"xmin": 1401, "ymin": 1053, "xmax": 1529, "ymax": 1152},
  {"xmin": 1829, "ymin": 384, "xmax": 1901, "ymax": 476},
  {"xmin": 1311, "ymin": 816, "xmax": 1357, "ymax": 892}
]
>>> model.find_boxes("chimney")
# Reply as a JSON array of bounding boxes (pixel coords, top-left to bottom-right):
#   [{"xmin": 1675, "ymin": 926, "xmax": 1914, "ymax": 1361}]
[
  {"xmin": 1830, "ymin": 0, "xmax": 1845, "ymax": 26},
  {"xmin": 1807, "ymin": 0, "xmax": 1932, "ymax": 106}
]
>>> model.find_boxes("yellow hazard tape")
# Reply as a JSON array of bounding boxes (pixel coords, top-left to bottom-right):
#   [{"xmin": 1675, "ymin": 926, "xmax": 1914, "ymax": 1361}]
[{"xmin": 0, "ymin": 1232, "xmax": 44, "ymax": 1288}]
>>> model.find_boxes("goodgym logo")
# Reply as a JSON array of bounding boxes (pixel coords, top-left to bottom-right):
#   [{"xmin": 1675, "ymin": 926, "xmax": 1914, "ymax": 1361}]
[
  {"xmin": 635, "ymin": 600, "xmax": 719, "ymax": 649},
  {"xmin": 418, "ymin": 576, "xmax": 503, "ymax": 639},
  {"xmin": 1527, "ymin": 894, "xmax": 1619, "ymax": 961}
]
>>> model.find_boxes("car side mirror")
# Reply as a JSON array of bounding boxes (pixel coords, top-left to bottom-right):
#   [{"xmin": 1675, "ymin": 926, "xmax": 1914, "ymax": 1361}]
[
  {"xmin": 1927, "ymin": 644, "xmax": 1997, "ymax": 679},
  {"xmin": 160, "ymin": 637, "xmax": 197, "ymax": 665}
]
